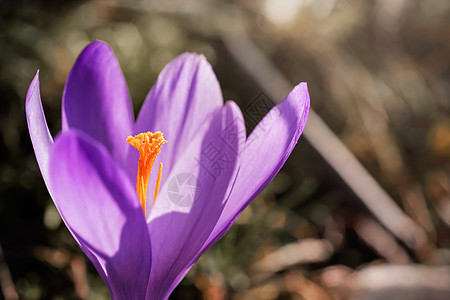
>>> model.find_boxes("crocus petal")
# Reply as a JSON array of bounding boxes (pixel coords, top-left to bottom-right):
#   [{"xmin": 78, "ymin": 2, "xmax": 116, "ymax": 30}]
[
  {"xmin": 25, "ymin": 71, "xmax": 54, "ymax": 191},
  {"xmin": 202, "ymin": 83, "xmax": 310, "ymax": 256},
  {"xmin": 129, "ymin": 53, "xmax": 223, "ymax": 184},
  {"xmin": 62, "ymin": 41, "xmax": 133, "ymax": 166},
  {"xmin": 49, "ymin": 130, "xmax": 151, "ymax": 300},
  {"xmin": 145, "ymin": 101, "xmax": 245, "ymax": 299}
]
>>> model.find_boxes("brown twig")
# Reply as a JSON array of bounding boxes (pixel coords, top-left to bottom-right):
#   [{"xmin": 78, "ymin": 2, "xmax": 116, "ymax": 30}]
[
  {"xmin": 0, "ymin": 242, "xmax": 19, "ymax": 300},
  {"xmin": 70, "ymin": 255, "xmax": 89, "ymax": 300},
  {"xmin": 351, "ymin": 264, "xmax": 450, "ymax": 299},
  {"xmin": 353, "ymin": 216, "xmax": 411, "ymax": 264},
  {"xmin": 221, "ymin": 30, "xmax": 428, "ymax": 251},
  {"xmin": 249, "ymin": 239, "xmax": 334, "ymax": 280}
]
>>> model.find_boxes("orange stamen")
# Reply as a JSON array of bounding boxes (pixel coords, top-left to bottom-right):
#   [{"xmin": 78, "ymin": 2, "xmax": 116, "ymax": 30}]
[
  {"xmin": 126, "ymin": 132, "xmax": 167, "ymax": 215},
  {"xmin": 153, "ymin": 162, "xmax": 163, "ymax": 206}
]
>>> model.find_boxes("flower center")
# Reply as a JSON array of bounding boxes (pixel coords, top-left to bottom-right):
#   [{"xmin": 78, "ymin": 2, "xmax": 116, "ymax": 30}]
[{"xmin": 127, "ymin": 131, "xmax": 167, "ymax": 215}]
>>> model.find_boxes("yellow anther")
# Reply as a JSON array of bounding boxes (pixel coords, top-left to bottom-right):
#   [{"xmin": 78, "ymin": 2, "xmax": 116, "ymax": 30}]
[{"xmin": 127, "ymin": 131, "xmax": 167, "ymax": 215}]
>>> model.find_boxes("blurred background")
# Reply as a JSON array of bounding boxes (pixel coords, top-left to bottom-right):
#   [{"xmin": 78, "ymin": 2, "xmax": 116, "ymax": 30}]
[{"xmin": 1, "ymin": 0, "xmax": 449, "ymax": 299}]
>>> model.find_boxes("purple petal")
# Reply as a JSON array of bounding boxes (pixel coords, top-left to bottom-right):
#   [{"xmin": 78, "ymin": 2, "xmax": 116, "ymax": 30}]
[
  {"xmin": 201, "ymin": 83, "xmax": 310, "ymax": 257},
  {"xmin": 49, "ymin": 130, "xmax": 151, "ymax": 299},
  {"xmin": 128, "ymin": 53, "xmax": 223, "ymax": 184},
  {"xmin": 145, "ymin": 101, "xmax": 245, "ymax": 299},
  {"xmin": 62, "ymin": 41, "xmax": 133, "ymax": 166},
  {"xmin": 25, "ymin": 71, "xmax": 54, "ymax": 191}
]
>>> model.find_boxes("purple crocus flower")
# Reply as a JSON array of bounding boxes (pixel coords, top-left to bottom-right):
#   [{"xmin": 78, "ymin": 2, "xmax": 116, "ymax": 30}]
[{"xmin": 26, "ymin": 41, "xmax": 310, "ymax": 299}]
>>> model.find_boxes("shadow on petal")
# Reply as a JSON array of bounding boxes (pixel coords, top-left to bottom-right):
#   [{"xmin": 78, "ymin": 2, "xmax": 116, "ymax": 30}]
[
  {"xmin": 145, "ymin": 101, "xmax": 245, "ymax": 299},
  {"xmin": 49, "ymin": 131, "xmax": 151, "ymax": 300},
  {"xmin": 74, "ymin": 214, "xmax": 151, "ymax": 300},
  {"xmin": 193, "ymin": 83, "xmax": 311, "ymax": 270}
]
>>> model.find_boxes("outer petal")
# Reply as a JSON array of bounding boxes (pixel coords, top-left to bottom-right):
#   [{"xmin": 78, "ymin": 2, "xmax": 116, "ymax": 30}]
[
  {"xmin": 25, "ymin": 71, "xmax": 54, "ymax": 191},
  {"xmin": 145, "ymin": 101, "xmax": 245, "ymax": 299},
  {"xmin": 201, "ymin": 83, "xmax": 310, "ymax": 256},
  {"xmin": 49, "ymin": 130, "xmax": 151, "ymax": 300},
  {"xmin": 129, "ymin": 53, "xmax": 223, "ymax": 184},
  {"xmin": 62, "ymin": 41, "xmax": 133, "ymax": 166}
]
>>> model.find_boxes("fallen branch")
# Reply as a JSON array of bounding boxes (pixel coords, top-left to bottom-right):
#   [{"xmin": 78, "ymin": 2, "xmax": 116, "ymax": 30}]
[{"xmin": 222, "ymin": 30, "xmax": 428, "ymax": 251}]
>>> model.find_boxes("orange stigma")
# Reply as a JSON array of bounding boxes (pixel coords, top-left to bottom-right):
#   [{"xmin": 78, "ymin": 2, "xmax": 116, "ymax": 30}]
[{"xmin": 127, "ymin": 131, "xmax": 167, "ymax": 215}]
